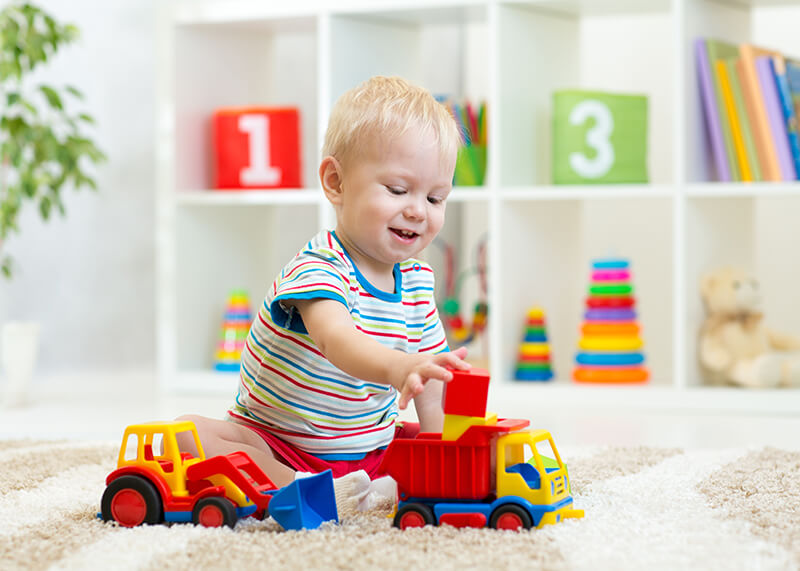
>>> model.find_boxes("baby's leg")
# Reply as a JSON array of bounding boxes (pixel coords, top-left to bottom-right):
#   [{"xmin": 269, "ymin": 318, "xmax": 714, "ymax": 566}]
[{"xmin": 175, "ymin": 414, "xmax": 295, "ymax": 487}]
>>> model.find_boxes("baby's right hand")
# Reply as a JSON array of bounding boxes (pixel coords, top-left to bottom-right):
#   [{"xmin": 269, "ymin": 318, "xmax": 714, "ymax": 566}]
[{"xmin": 392, "ymin": 347, "xmax": 470, "ymax": 409}]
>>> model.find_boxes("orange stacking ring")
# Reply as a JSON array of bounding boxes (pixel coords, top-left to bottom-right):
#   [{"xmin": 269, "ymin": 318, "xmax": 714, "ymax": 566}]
[
  {"xmin": 581, "ymin": 322, "xmax": 640, "ymax": 336},
  {"xmin": 573, "ymin": 367, "xmax": 649, "ymax": 383}
]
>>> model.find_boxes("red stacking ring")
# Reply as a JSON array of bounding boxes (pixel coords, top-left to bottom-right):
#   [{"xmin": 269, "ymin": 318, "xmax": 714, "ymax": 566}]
[{"xmin": 585, "ymin": 296, "xmax": 635, "ymax": 309}]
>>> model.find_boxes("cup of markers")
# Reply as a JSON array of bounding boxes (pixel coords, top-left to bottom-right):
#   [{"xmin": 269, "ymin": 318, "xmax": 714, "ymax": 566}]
[{"xmin": 573, "ymin": 258, "xmax": 649, "ymax": 383}]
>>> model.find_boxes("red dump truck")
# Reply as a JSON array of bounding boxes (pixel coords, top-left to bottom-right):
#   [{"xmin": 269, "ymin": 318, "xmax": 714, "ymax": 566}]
[{"xmin": 379, "ymin": 417, "xmax": 583, "ymax": 531}]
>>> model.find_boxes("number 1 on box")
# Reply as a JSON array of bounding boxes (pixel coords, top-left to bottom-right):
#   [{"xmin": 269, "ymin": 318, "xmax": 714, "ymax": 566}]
[{"xmin": 238, "ymin": 114, "xmax": 282, "ymax": 187}]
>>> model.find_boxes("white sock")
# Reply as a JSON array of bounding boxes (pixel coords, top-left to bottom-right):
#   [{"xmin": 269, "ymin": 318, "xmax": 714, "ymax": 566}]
[
  {"xmin": 356, "ymin": 475, "xmax": 397, "ymax": 513},
  {"xmin": 293, "ymin": 470, "xmax": 397, "ymax": 516}
]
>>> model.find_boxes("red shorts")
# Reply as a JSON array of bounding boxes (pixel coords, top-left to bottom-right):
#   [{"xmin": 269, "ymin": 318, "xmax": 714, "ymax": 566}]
[{"xmin": 246, "ymin": 422, "xmax": 420, "ymax": 480}]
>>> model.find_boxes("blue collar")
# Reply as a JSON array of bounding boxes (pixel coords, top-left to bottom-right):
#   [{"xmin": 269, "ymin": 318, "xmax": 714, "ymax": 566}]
[{"xmin": 330, "ymin": 231, "xmax": 401, "ymax": 302}]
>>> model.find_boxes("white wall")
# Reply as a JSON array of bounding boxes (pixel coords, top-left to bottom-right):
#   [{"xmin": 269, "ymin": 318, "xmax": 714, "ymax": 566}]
[{"xmin": 0, "ymin": 0, "xmax": 156, "ymax": 374}]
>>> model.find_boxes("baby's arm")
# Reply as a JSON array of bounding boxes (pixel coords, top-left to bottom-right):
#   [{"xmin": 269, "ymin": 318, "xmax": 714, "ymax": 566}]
[{"xmin": 289, "ymin": 298, "xmax": 469, "ymax": 410}]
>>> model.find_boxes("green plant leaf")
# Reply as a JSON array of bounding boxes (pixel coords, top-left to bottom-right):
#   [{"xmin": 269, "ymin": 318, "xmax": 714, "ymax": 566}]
[
  {"xmin": 39, "ymin": 85, "xmax": 63, "ymax": 110},
  {"xmin": 65, "ymin": 85, "xmax": 84, "ymax": 99}
]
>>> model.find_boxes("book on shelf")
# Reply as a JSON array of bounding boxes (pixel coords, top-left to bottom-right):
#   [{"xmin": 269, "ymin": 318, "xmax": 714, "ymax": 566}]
[
  {"xmin": 755, "ymin": 56, "xmax": 797, "ymax": 181},
  {"xmin": 716, "ymin": 59, "xmax": 753, "ymax": 181},
  {"xmin": 736, "ymin": 57, "xmax": 766, "ymax": 182},
  {"xmin": 694, "ymin": 38, "xmax": 730, "ymax": 182},
  {"xmin": 728, "ymin": 59, "xmax": 762, "ymax": 181},
  {"xmin": 771, "ymin": 54, "xmax": 800, "ymax": 178},
  {"xmin": 705, "ymin": 39, "xmax": 742, "ymax": 181},
  {"xmin": 787, "ymin": 59, "xmax": 800, "ymax": 120},
  {"xmin": 739, "ymin": 44, "xmax": 784, "ymax": 181}
]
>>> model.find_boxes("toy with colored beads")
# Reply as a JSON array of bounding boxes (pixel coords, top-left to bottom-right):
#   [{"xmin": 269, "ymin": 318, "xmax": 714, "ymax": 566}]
[
  {"xmin": 515, "ymin": 306, "xmax": 554, "ymax": 381},
  {"xmin": 573, "ymin": 258, "xmax": 649, "ymax": 383},
  {"xmin": 214, "ymin": 289, "xmax": 253, "ymax": 373},
  {"xmin": 434, "ymin": 236, "xmax": 488, "ymax": 347}
]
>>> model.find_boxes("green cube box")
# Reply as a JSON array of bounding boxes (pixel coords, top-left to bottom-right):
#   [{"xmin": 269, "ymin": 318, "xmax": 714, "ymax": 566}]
[{"xmin": 552, "ymin": 90, "xmax": 649, "ymax": 184}]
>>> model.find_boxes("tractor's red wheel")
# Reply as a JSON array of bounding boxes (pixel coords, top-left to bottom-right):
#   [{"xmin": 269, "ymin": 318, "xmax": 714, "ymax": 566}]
[
  {"xmin": 101, "ymin": 475, "xmax": 163, "ymax": 527},
  {"xmin": 489, "ymin": 504, "xmax": 533, "ymax": 531},
  {"xmin": 192, "ymin": 496, "xmax": 238, "ymax": 528},
  {"xmin": 394, "ymin": 503, "xmax": 435, "ymax": 530}
]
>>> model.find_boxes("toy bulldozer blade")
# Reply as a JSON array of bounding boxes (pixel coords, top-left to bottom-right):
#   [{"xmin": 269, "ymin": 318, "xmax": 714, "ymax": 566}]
[{"xmin": 269, "ymin": 470, "xmax": 338, "ymax": 530}]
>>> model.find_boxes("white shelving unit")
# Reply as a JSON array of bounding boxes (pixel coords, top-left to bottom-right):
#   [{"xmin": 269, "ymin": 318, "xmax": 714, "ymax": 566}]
[{"xmin": 156, "ymin": 0, "xmax": 800, "ymax": 413}]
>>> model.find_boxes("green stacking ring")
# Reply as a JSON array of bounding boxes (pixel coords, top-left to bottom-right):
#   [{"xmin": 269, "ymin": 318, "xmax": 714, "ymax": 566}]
[
  {"xmin": 589, "ymin": 284, "xmax": 633, "ymax": 295},
  {"xmin": 516, "ymin": 362, "xmax": 552, "ymax": 371}
]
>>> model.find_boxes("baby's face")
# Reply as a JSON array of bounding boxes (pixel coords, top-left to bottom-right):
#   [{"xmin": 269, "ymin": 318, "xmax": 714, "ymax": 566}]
[{"xmin": 335, "ymin": 126, "xmax": 456, "ymax": 273}]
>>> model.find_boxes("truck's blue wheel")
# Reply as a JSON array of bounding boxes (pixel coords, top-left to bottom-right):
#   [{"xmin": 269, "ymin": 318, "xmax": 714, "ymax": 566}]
[
  {"xmin": 489, "ymin": 505, "xmax": 533, "ymax": 531},
  {"xmin": 394, "ymin": 503, "xmax": 435, "ymax": 529}
]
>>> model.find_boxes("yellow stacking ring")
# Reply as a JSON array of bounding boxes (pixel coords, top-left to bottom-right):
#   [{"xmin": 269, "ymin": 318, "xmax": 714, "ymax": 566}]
[
  {"xmin": 579, "ymin": 336, "xmax": 643, "ymax": 351},
  {"xmin": 519, "ymin": 342, "xmax": 550, "ymax": 356}
]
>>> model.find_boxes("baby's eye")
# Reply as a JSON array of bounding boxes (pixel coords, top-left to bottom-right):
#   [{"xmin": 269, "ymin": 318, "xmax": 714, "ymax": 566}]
[
  {"xmin": 386, "ymin": 186, "xmax": 406, "ymax": 195},
  {"xmin": 427, "ymin": 195, "xmax": 444, "ymax": 205}
]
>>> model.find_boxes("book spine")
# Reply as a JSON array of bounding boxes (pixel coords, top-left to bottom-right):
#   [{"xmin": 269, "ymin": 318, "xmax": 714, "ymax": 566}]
[
  {"xmin": 729, "ymin": 59, "xmax": 761, "ymax": 181},
  {"xmin": 772, "ymin": 56, "xmax": 800, "ymax": 179},
  {"xmin": 694, "ymin": 39, "xmax": 730, "ymax": 182},
  {"xmin": 756, "ymin": 56, "xmax": 797, "ymax": 181},
  {"xmin": 717, "ymin": 59, "xmax": 752, "ymax": 181}
]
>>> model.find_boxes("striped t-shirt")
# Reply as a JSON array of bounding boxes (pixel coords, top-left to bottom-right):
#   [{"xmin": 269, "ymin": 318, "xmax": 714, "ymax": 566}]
[{"xmin": 227, "ymin": 230, "xmax": 449, "ymax": 458}]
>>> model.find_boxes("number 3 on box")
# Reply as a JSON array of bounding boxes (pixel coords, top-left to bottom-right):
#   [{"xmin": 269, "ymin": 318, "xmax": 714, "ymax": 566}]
[
  {"xmin": 238, "ymin": 114, "xmax": 282, "ymax": 187},
  {"xmin": 568, "ymin": 100, "xmax": 614, "ymax": 179}
]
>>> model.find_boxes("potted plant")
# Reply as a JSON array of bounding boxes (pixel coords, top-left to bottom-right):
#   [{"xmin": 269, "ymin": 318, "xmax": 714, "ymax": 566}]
[
  {"xmin": 1, "ymin": 1, "xmax": 105, "ymax": 277},
  {"xmin": 0, "ymin": 2, "xmax": 105, "ymax": 405}
]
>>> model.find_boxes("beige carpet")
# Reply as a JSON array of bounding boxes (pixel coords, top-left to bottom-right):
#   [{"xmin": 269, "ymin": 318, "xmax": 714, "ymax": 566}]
[{"xmin": 1, "ymin": 440, "xmax": 799, "ymax": 570}]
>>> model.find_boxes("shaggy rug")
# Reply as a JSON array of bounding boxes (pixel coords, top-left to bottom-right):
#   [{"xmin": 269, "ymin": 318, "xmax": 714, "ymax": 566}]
[{"xmin": 1, "ymin": 440, "xmax": 799, "ymax": 570}]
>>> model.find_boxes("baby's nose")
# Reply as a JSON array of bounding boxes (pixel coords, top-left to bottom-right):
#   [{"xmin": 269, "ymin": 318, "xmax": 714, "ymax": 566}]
[{"xmin": 403, "ymin": 198, "xmax": 425, "ymax": 219}]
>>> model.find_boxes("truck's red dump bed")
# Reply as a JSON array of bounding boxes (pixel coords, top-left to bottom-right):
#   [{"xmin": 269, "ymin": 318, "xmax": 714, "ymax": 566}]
[{"xmin": 379, "ymin": 418, "xmax": 529, "ymax": 501}]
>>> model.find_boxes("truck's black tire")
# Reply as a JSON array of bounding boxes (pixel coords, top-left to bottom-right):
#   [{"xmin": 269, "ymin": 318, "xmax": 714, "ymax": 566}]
[
  {"xmin": 101, "ymin": 474, "xmax": 163, "ymax": 527},
  {"xmin": 489, "ymin": 504, "xmax": 533, "ymax": 531},
  {"xmin": 394, "ymin": 503, "xmax": 435, "ymax": 529},
  {"xmin": 192, "ymin": 496, "xmax": 238, "ymax": 528}
]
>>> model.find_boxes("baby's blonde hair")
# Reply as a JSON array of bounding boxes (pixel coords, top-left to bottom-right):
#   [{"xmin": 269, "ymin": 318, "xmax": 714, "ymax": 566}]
[{"xmin": 322, "ymin": 76, "xmax": 461, "ymax": 167}]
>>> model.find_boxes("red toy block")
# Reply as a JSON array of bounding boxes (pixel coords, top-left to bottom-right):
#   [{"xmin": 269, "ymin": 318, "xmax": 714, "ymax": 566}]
[
  {"xmin": 213, "ymin": 107, "xmax": 302, "ymax": 189},
  {"xmin": 441, "ymin": 367, "xmax": 490, "ymax": 417}
]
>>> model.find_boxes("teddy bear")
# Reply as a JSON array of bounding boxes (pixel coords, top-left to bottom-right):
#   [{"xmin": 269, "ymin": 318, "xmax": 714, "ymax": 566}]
[{"xmin": 699, "ymin": 266, "xmax": 800, "ymax": 388}]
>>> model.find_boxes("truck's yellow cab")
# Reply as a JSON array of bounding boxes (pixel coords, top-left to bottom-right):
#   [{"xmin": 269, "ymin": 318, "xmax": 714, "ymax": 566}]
[
  {"xmin": 496, "ymin": 429, "xmax": 583, "ymax": 526},
  {"xmin": 117, "ymin": 420, "xmax": 206, "ymax": 497}
]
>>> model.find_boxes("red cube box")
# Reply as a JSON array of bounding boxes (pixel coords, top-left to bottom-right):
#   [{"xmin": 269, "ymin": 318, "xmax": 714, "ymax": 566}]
[
  {"xmin": 212, "ymin": 107, "xmax": 302, "ymax": 189},
  {"xmin": 441, "ymin": 367, "xmax": 490, "ymax": 417}
]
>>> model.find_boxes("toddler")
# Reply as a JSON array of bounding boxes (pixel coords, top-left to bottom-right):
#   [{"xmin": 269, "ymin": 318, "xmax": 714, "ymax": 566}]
[{"xmin": 178, "ymin": 76, "xmax": 469, "ymax": 501}]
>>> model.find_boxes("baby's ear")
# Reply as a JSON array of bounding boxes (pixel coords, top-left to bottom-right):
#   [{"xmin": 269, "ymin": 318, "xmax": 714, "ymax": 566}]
[{"xmin": 319, "ymin": 156, "xmax": 344, "ymax": 205}]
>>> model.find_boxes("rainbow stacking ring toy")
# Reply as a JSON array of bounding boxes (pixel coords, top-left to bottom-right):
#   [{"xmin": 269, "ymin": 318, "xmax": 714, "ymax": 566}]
[
  {"xmin": 573, "ymin": 258, "xmax": 649, "ymax": 384},
  {"xmin": 514, "ymin": 306, "xmax": 554, "ymax": 381}
]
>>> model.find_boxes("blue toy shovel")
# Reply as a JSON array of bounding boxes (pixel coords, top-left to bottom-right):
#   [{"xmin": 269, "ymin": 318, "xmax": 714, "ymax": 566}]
[{"xmin": 268, "ymin": 469, "xmax": 338, "ymax": 530}]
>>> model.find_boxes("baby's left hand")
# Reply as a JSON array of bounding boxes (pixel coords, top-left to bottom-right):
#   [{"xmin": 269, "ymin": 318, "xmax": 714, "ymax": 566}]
[{"xmin": 392, "ymin": 346, "xmax": 470, "ymax": 409}]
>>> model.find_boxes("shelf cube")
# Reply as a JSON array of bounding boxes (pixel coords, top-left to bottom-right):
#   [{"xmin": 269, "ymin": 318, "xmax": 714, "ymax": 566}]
[
  {"xmin": 552, "ymin": 90, "xmax": 648, "ymax": 184},
  {"xmin": 441, "ymin": 367, "xmax": 490, "ymax": 417},
  {"xmin": 213, "ymin": 107, "xmax": 302, "ymax": 189}
]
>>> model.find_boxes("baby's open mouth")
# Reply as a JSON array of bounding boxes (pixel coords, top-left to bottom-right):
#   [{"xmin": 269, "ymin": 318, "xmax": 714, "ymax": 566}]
[{"xmin": 391, "ymin": 228, "xmax": 418, "ymax": 239}]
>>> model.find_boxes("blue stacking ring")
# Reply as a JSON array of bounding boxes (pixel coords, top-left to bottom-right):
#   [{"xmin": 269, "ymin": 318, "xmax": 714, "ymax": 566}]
[
  {"xmin": 214, "ymin": 362, "xmax": 241, "ymax": 372},
  {"xmin": 575, "ymin": 351, "xmax": 645, "ymax": 365},
  {"xmin": 584, "ymin": 308, "xmax": 637, "ymax": 321},
  {"xmin": 515, "ymin": 370, "xmax": 554, "ymax": 381},
  {"xmin": 523, "ymin": 333, "xmax": 548, "ymax": 342},
  {"xmin": 591, "ymin": 258, "xmax": 629, "ymax": 269}
]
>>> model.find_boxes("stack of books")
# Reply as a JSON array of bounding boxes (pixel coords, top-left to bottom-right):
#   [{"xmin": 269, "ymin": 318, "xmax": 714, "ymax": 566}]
[{"xmin": 696, "ymin": 38, "xmax": 800, "ymax": 182}]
